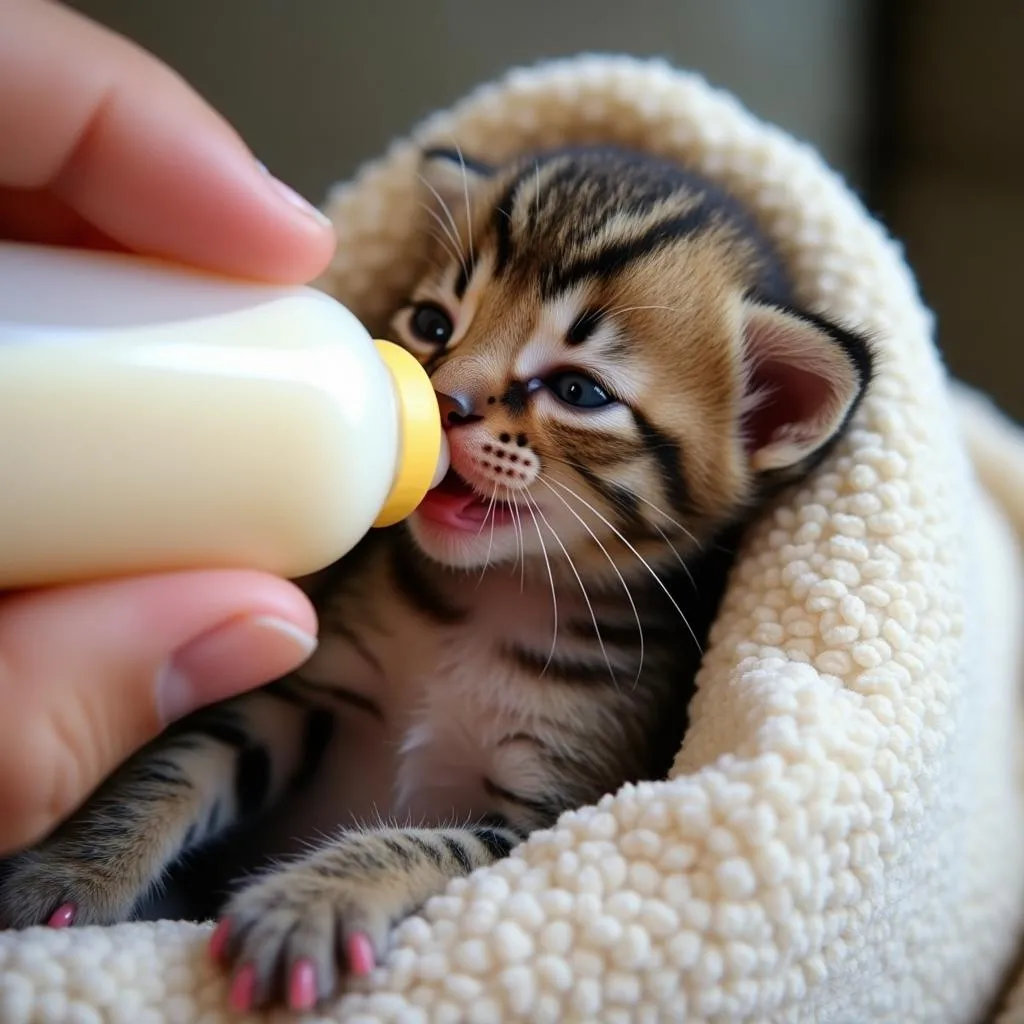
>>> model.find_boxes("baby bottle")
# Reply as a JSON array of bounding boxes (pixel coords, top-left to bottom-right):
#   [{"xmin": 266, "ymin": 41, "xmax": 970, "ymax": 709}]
[{"xmin": 0, "ymin": 241, "xmax": 449, "ymax": 589}]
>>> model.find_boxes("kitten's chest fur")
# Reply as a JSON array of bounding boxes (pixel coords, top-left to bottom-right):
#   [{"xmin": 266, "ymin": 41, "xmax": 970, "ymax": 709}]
[
  {"xmin": 265, "ymin": 528, "xmax": 721, "ymax": 851},
  {"xmin": 308, "ymin": 557, "xmax": 556, "ymax": 821}
]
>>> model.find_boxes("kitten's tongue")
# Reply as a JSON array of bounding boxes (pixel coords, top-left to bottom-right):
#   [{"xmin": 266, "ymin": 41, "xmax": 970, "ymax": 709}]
[{"xmin": 417, "ymin": 471, "xmax": 498, "ymax": 531}]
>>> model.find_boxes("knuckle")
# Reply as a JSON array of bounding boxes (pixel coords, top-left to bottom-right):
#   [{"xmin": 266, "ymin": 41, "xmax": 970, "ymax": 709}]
[{"xmin": 0, "ymin": 707, "xmax": 95, "ymax": 855}]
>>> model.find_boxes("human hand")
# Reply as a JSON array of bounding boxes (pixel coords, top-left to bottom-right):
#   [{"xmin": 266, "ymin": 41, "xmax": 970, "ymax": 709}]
[{"xmin": 0, "ymin": 0, "xmax": 336, "ymax": 856}]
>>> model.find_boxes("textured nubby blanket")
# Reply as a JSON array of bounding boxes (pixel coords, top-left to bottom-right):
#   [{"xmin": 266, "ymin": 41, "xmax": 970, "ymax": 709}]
[{"xmin": 4, "ymin": 55, "xmax": 1024, "ymax": 1024}]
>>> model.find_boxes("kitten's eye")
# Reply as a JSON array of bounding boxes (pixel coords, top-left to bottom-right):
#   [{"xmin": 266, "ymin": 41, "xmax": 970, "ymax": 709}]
[
  {"xmin": 409, "ymin": 303, "xmax": 454, "ymax": 346},
  {"xmin": 547, "ymin": 371, "xmax": 614, "ymax": 409}
]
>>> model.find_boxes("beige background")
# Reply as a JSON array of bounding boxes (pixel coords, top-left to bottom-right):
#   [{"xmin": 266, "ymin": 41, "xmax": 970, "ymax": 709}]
[
  {"xmin": 66, "ymin": 1, "xmax": 1024, "ymax": 421},
  {"xmin": 67, "ymin": 1, "xmax": 872, "ymax": 205},
  {"xmin": 874, "ymin": 0, "xmax": 1024, "ymax": 421}
]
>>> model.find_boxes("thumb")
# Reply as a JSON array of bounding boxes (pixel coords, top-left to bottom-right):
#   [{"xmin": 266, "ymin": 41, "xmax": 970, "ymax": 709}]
[{"xmin": 0, "ymin": 570, "xmax": 317, "ymax": 855}]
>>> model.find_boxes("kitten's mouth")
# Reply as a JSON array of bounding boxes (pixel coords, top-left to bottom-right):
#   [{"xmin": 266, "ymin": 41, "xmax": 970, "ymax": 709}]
[{"xmin": 415, "ymin": 469, "xmax": 519, "ymax": 532}]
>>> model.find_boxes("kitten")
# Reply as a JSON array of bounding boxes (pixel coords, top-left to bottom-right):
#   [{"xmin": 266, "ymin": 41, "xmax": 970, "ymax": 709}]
[{"xmin": 0, "ymin": 144, "xmax": 874, "ymax": 1011}]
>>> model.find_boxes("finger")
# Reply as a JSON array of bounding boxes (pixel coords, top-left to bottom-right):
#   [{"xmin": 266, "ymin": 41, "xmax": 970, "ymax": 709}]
[
  {"xmin": 0, "ymin": 187, "xmax": 120, "ymax": 251},
  {"xmin": 0, "ymin": 570, "xmax": 318, "ymax": 855},
  {"xmin": 0, "ymin": 0, "xmax": 336, "ymax": 283}
]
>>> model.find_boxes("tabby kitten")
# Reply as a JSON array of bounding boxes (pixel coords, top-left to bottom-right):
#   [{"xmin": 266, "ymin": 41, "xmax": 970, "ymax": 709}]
[{"xmin": 0, "ymin": 144, "xmax": 873, "ymax": 1012}]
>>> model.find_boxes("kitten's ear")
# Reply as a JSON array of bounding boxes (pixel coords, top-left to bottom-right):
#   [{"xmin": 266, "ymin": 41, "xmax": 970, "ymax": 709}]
[
  {"xmin": 738, "ymin": 300, "xmax": 874, "ymax": 474},
  {"xmin": 419, "ymin": 147, "xmax": 495, "ymax": 213}
]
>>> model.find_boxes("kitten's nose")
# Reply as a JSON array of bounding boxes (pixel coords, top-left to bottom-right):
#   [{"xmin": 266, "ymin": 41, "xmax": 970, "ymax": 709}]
[{"xmin": 436, "ymin": 391, "xmax": 479, "ymax": 428}]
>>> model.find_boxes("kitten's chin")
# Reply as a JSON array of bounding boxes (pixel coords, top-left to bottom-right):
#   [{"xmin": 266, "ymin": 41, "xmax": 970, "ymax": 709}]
[
  {"xmin": 405, "ymin": 511, "xmax": 523, "ymax": 570},
  {"xmin": 406, "ymin": 469, "xmax": 530, "ymax": 569}
]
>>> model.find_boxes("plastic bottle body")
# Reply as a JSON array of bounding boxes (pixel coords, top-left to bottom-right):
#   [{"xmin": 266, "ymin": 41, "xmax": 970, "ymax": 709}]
[{"xmin": 0, "ymin": 242, "xmax": 445, "ymax": 589}]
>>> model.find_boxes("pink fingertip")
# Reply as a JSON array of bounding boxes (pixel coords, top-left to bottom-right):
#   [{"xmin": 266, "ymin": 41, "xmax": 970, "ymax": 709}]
[
  {"xmin": 47, "ymin": 904, "xmax": 76, "ymax": 928},
  {"xmin": 227, "ymin": 963, "xmax": 256, "ymax": 1014},
  {"xmin": 208, "ymin": 918, "xmax": 232, "ymax": 963},
  {"xmin": 346, "ymin": 932, "xmax": 375, "ymax": 976},
  {"xmin": 288, "ymin": 959, "xmax": 317, "ymax": 1011}
]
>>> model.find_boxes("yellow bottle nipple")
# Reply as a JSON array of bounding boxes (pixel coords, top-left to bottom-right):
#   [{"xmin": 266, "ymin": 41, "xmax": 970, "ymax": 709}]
[{"xmin": 372, "ymin": 340, "xmax": 445, "ymax": 527}]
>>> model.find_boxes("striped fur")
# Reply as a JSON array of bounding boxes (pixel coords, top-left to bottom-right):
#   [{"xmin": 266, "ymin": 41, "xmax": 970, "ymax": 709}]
[{"xmin": 0, "ymin": 145, "xmax": 874, "ymax": 1011}]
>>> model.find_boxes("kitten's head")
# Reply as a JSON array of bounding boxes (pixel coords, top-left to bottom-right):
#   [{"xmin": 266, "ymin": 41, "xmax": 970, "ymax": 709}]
[{"xmin": 392, "ymin": 145, "xmax": 873, "ymax": 576}]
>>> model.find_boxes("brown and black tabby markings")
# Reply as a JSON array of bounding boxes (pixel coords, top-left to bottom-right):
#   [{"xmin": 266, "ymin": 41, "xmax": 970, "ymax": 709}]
[{"xmin": 0, "ymin": 144, "xmax": 874, "ymax": 1011}]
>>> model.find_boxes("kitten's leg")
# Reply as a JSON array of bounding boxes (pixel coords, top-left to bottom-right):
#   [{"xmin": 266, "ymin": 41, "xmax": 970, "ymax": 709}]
[
  {"xmin": 213, "ymin": 812, "xmax": 537, "ymax": 1012},
  {"xmin": 0, "ymin": 681, "xmax": 331, "ymax": 929}
]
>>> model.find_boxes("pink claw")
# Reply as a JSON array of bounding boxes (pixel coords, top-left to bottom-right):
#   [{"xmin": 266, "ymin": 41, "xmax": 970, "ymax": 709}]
[
  {"xmin": 47, "ymin": 903, "xmax": 76, "ymax": 928},
  {"xmin": 208, "ymin": 918, "xmax": 232, "ymax": 964},
  {"xmin": 346, "ymin": 932, "xmax": 376, "ymax": 976},
  {"xmin": 227, "ymin": 964, "xmax": 256, "ymax": 1014},
  {"xmin": 288, "ymin": 959, "xmax": 317, "ymax": 1012}
]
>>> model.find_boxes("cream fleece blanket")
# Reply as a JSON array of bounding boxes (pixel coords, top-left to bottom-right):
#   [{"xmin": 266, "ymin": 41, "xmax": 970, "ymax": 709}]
[{"xmin": 4, "ymin": 55, "xmax": 1024, "ymax": 1024}]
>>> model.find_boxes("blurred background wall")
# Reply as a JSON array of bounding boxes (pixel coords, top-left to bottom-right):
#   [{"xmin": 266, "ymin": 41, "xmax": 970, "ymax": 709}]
[{"xmin": 65, "ymin": 0, "xmax": 1024, "ymax": 421}]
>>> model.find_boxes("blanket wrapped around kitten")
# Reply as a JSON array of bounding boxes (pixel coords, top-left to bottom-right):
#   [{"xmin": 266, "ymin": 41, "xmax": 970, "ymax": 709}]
[{"xmin": 0, "ymin": 143, "xmax": 873, "ymax": 1013}]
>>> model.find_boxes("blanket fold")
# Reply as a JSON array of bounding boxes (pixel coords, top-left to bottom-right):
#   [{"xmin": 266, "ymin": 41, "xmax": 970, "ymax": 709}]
[{"xmin": 3, "ymin": 55, "xmax": 1024, "ymax": 1024}]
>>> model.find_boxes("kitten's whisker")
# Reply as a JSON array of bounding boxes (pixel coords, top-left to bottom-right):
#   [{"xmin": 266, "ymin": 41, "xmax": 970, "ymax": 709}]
[
  {"xmin": 527, "ymin": 495, "xmax": 617, "ymax": 688},
  {"xmin": 421, "ymin": 226, "xmax": 458, "ymax": 258},
  {"xmin": 522, "ymin": 491, "xmax": 559, "ymax": 674},
  {"xmin": 418, "ymin": 217, "xmax": 461, "ymax": 269},
  {"xmin": 541, "ymin": 453, "xmax": 702, "ymax": 549},
  {"xmin": 417, "ymin": 202, "xmax": 466, "ymax": 278},
  {"xmin": 536, "ymin": 477, "xmax": 645, "ymax": 688},
  {"xmin": 485, "ymin": 487, "xmax": 499, "ymax": 565},
  {"xmin": 417, "ymin": 174, "xmax": 464, "ymax": 257},
  {"xmin": 652, "ymin": 522, "xmax": 697, "ymax": 591},
  {"xmin": 476, "ymin": 487, "xmax": 500, "ymax": 589},
  {"xmin": 533, "ymin": 160, "xmax": 542, "ymax": 224},
  {"xmin": 415, "ymin": 179, "xmax": 468, "ymax": 279},
  {"xmin": 450, "ymin": 141, "xmax": 476, "ymax": 269},
  {"xmin": 503, "ymin": 487, "xmax": 515, "ymax": 575},
  {"xmin": 630, "ymin": 494, "xmax": 702, "ymax": 552},
  {"xmin": 506, "ymin": 486, "xmax": 526, "ymax": 591},
  {"xmin": 516, "ymin": 501, "xmax": 526, "ymax": 593},
  {"xmin": 603, "ymin": 303, "xmax": 683, "ymax": 318},
  {"xmin": 475, "ymin": 488, "xmax": 497, "ymax": 539},
  {"xmin": 545, "ymin": 477, "xmax": 704, "ymax": 656}
]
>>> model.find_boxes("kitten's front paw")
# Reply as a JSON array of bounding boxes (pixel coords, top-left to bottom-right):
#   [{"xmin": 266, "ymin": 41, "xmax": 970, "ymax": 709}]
[
  {"xmin": 212, "ymin": 865, "xmax": 397, "ymax": 1013},
  {"xmin": 0, "ymin": 848, "xmax": 140, "ymax": 929}
]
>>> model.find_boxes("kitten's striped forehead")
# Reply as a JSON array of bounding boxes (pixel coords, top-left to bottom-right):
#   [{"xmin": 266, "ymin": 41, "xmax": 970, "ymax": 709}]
[
  {"xmin": 478, "ymin": 147, "xmax": 788, "ymax": 304},
  {"xmin": 509, "ymin": 288, "xmax": 643, "ymax": 400},
  {"xmin": 416, "ymin": 144, "xmax": 794, "ymax": 354},
  {"xmin": 512, "ymin": 287, "xmax": 587, "ymax": 376},
  {"xmin": 391, "ymin": 145, "xmax": 870, "ymax": 579},
  {"xmin": 429, "ymin": 257, "xmax": 644, "ymax": 401}
]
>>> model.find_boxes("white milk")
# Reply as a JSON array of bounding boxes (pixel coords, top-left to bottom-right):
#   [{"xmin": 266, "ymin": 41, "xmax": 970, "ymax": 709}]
[{"xmin": 0, "ymin": 241, "xmax": 448, "ymax": 588}]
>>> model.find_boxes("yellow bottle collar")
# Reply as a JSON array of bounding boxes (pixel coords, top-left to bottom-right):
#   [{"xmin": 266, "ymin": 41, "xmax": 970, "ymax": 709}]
[{"xmin": 372, "ymin": 340, "xmax": 441, "ymax": 528}]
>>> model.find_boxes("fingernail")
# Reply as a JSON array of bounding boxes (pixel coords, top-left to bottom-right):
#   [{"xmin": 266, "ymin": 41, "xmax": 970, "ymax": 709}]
[
  {"xmin": 228, "ymin": 964, "xmax": 257, "ymax": 1014},
  {"xmin": 289, "ymin": 960, "xmax": 318, "ymax": 1011},
  {"xmin": 346, "ymin": 932, "xmax": 376, "ymax": 976},
  {"xmin": 156, "ymin": 615, "xmax": 318, "ymax": 724},
  {"xmin": 256, "ymin": 162, "xmax": 333, "ymax": 228},
  {"xmin": 209, "ymin": 918, "xmax": 232, "ymax": 963},
  {"xmin": 48, "ymin": 904, "xmax": 76, "ymax": 928}
]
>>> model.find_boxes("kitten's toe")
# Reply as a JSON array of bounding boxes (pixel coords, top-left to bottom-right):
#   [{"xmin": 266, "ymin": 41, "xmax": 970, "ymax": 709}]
[
  {"xmin": 0, "ymin": 851, "xmax": 139, "ymax": 929},
  {"xmin": 214, "ymin": 869, "xmax": 392, "ymax": 1011}
]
